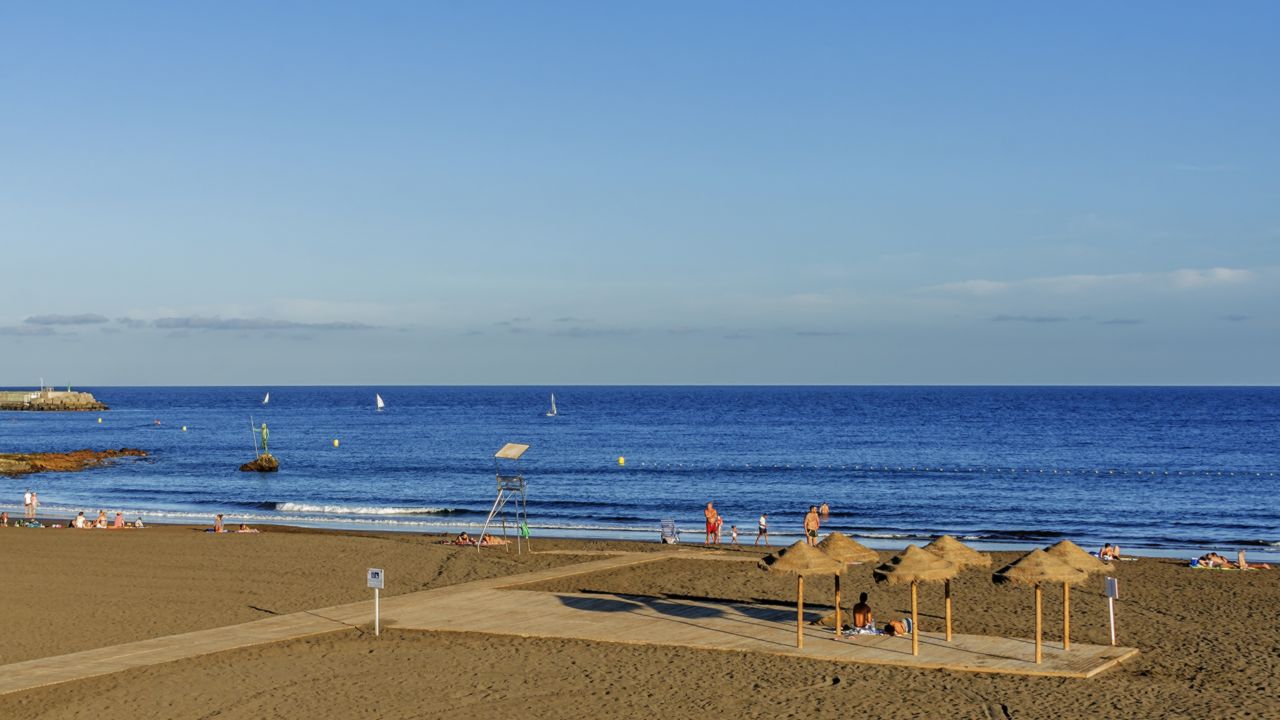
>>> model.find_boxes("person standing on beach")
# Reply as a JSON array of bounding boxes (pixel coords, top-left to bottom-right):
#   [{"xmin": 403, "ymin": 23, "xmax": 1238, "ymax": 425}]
[
  {"xmin": 730, "ymin": 525, "xmax": 739, "ymax": 545},
  {"xmin": 804, "ymin": 505, "xmax": 821, "ymax": 546},
  {"xmin": 30, "ymin": 491, "xmax": 39, "ymax": 521},
  {"xmin": 755, "ymin": 513, "xmax": 769, "ymax": 546},
  {"xmin": 703, "ymin": 502, "xmax": 718, "ymax": 545},
  {"xmin": 23, "ymin": 489, "xmax": 32, "ymax": 520}
]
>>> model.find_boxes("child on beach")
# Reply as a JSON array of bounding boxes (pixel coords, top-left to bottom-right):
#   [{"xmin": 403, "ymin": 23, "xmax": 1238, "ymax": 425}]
[{"xmin": 730, "ymin": 525, "xmax": 739, "ymax": 545}]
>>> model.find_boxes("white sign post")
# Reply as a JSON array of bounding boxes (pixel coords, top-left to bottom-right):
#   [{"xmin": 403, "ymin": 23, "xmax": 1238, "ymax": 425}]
[
  {"xmin": 1104, "ymin": 576, "xmax": 1119, "ymax": 646},
  {"xmin": 367, "ymin": 568, "xmax": 385, "ymax": 636}
]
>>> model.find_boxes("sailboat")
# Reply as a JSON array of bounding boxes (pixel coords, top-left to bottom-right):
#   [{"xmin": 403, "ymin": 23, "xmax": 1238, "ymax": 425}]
[
  {"xmin": 262, "ymin": 392, "xmax": 270, "ymax": 405},
  {"xmin": 546, "ymin": 393, "xmax": 557, "ymax": 417},
  {"xmin": 375, "ymin": 393, "xmax": 385, "ymax": 412}
]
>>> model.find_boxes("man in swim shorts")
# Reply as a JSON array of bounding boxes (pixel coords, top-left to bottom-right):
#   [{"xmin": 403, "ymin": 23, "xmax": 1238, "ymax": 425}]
[
  {"xmin": 704, "ymin": 502, "xmax": 719, "ymax": 545},
  {"xmin": 804, "ymin": 505, "xmax": 821, "ymax": 546}
]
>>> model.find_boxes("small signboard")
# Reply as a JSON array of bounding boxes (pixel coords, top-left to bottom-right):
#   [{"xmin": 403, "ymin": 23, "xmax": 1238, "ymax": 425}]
[
  {"xmin": 367, "ymin": 567, "xmax": 385, "ymax": 590},
  {"xmin": 1104, "ymin": 576, "xmax": 1119, "ymax": 599}
]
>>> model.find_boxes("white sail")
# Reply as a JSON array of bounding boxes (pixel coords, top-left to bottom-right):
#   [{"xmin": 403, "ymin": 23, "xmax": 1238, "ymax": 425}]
[
  {"xmin": 376, "ymin": 393, "xmax": 385, "ymax": 410},
  {"xmin": 546, "ymin": 393, "xmax": 557, "ymax": 417},
  {"xmin": 262, "ymin": 392, "xmax": 270, "ymax": 405}
]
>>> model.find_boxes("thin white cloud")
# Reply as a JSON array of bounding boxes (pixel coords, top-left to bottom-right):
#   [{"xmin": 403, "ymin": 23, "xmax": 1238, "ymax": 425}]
[{"xmin": 927, "ymin": 267, "xmax": 1256, "ymax": 296}]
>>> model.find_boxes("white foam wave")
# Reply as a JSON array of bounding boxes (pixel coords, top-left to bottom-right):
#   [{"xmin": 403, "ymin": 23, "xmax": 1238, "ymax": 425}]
[{"xmin": 274, "ymin": 502, "xmax": 452, "ymax": 516}]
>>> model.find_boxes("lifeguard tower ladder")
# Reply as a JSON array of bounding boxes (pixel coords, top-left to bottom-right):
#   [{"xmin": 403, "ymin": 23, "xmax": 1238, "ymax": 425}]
[{"xmin": 478, "ymin": 442, "xmax": 531, "ymax": 554}]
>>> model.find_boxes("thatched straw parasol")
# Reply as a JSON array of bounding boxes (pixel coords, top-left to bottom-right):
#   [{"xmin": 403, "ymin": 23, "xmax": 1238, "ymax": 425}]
[
  {"xmin": 817, "ymin": 533, "xmax": 879, "ymax": 637},
  {"xmin": 872, "ymin": 545, "xmax": 958, "ymax": 656},
  {"xmin": 922, "ymin": 535, "xmax": 991, "ymax": 641},
  {"xmin": 1043, "ymin": 540, "xmax": 1106, "ymax": 650},
  {"xmin": 759, "ymin": 541, "xmax": 845, "ymax": 648},
  {"xmin": 993, "ymin": 549, "xmax": 1088, "ymax": 663}
]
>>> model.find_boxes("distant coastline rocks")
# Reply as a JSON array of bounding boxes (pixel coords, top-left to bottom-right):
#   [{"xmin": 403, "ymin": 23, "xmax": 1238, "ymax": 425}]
[
  {"xmin": 0, "ymin": 388, "xmax": 108, "ymax": 411},
  {"xmin": 239, "ymin": 453, "xmax": 280, "ymax": 473},
  {"xmin": 0, "ymin": 448, "xmax": 147, "ymax": 476}
]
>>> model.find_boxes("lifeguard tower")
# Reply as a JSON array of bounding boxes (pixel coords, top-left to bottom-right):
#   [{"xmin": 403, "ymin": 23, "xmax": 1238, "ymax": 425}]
[{"xmin": 478, "ymin": 443, "xmax": 531, "ymax": 553}]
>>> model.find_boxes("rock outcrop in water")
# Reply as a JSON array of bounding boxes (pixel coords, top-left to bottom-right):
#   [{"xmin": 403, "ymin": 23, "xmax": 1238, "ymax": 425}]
[
  {"xmin": 239, "ymin": 453, "xmax": 279, "ymax": 472},
  {"xmin": 0, "ymin": 448, "xmax": 147, "ymax": 476}
]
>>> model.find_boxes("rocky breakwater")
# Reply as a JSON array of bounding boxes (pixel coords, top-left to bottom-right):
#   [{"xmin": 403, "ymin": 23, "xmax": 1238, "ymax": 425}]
[
  {"xmin": 0, "ymin": 448, "xmax": 147, "ymax": 476},
  {"xmin": 0, "ymin": 389, "xmax": 108, "ymax": 411}
]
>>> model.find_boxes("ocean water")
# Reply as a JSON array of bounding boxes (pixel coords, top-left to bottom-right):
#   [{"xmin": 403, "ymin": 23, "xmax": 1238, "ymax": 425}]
[{"xmin": 2, "ymin": 386, "xmax": 1277, "ymax": 560}]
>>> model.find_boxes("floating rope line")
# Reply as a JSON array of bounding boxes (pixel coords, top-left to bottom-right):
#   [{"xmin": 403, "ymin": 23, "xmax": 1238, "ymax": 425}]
[{"xmin": 622, "ymin": 460, "xmax": 1277, "ymax": 477}]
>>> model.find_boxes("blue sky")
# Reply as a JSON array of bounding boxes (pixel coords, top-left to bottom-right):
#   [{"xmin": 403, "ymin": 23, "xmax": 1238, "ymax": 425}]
[{"xmin": 2, "ymin": 2, "xmax": 1277, "ymax": 384}]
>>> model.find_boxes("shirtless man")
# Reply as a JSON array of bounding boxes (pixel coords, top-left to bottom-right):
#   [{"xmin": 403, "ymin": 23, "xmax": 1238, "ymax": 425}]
[
  {"xmin": 704, "ymin": 502, "xmax": 719, "ymax": 545},
  {"xmin": 851, "ymin": 592, "xmax": 874, "ymax": 630},
  {"xmin": 804, "ymin": 505, "xmax": 821, "ymax": 546},
  {"xmin": 819, "ymin": 502, "xmax": 830, "ymax": 520}
]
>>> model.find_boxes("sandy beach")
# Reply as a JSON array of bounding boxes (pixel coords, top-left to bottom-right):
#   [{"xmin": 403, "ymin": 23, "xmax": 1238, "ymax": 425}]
[{"xmin": 1, "ymin": 524, "xmax": 1277, "ymax": 719}]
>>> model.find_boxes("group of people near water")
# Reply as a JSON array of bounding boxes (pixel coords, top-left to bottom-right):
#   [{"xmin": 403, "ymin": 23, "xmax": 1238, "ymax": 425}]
[
  {"xmin": 446, "ymin": 531, "xmax": 507, "ymax": 546},
  {"xmin": 702, "ymin": 501, "xmax": 830, "ymax": 547},
  {"xmin": 70, "ymin": 510, "xmax": 143, "ymax": 529},
  {"xmin": 209, "ymin": 514, "xmax": 258, "ymax": 533}
]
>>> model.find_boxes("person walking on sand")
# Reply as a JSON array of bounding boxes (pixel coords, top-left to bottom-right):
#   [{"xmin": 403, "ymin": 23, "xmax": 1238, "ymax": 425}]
[
  {"xmin": 804, "ymin": 505, "xmax": 821, "ymax": 546},
  {"xmin": 703, "ymin": 502, "xmax": 719, "ymax": 545},
  {"xmin": 30, "ymin": 491, "xmax": 39, "ymax": 520},
  {"xmin": 730, "ymin": 525, "xmax": 739, "ymax": 545},
  {"xmin": 23, "ymin": 489, "xmax": 32, "ymax": 520},
  {"xmin": 755, "ymin": 513, "xmax": 769, "ymax": 546}
]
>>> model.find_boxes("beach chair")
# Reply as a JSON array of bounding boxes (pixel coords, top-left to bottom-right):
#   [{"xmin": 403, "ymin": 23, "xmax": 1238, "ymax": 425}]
[{"xmin": 660, "ymin": 519, "xmax": 680, "ymax": 544}]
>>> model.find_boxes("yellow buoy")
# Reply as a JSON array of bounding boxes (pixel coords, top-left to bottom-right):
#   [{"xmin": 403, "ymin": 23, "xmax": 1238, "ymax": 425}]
[
  {"xmin": 97, "ymin": 417, "xmax": 102, "ymax": 424},
  {"xmin": 617, "ymin": 456, "xmax": 625, "ymax": 466},
  {"xmin": 182, "ymin": 426, "xmax": 187, "ymax": 432},
  {"xmin": 333, "ymin": 439, "xmax": 340, "ymax": 448}
]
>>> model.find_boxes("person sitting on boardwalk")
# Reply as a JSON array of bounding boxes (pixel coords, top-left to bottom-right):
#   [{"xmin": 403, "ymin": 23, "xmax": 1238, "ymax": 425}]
[{"xmin": 851, "ymin": 592, "xmax": 874, "ymax": 631}]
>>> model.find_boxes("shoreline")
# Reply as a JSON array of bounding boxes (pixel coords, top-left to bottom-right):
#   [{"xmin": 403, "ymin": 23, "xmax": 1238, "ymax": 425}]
[{"xmin": 6, "ymin": 507, "xmax": 1275, "ymax": 563}]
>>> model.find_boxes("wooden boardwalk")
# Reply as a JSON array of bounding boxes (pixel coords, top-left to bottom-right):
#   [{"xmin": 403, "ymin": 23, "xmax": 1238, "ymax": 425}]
[{"xmin": 0, "ymin": 552, "xmax": 1137, "ymax": 696}]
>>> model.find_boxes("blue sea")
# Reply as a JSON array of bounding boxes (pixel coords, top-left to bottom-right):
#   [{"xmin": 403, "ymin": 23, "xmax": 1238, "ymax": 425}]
[{"xmin": 2, "ymin": 386, "xmax": 1277, "ymax": 561}]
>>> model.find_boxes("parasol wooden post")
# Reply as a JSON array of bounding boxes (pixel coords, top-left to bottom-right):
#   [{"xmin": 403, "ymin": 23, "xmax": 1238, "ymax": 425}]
[
  {"xmin": 797, "ymin": 575, "xmax": 804, "ymax": 649},
  {"xmin": 944, "ymin": 578, "xmax": 953, "ymax": 642},
  {"xmin": 1034, "ymin": 583, "xmax": 1043, "ymax": 664},
  {"xmin": 1062, "ymin": 582, "xmax": 1071, "ymax": 651},
  {"xmin": 910, "ymin": 580, "xmax": 919, "ymax": 656},
  {"xmin": 833, "ymin": 573, "xmax": 842, "ymax": 639}
]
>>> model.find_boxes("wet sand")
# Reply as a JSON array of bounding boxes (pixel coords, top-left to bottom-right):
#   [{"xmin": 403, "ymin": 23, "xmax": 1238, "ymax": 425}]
[{"xmin": 1, "ymin": 526, "xmax": 1276, "ymax": 719}]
